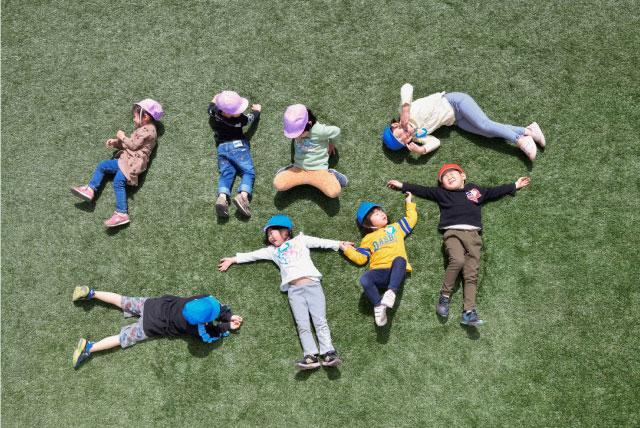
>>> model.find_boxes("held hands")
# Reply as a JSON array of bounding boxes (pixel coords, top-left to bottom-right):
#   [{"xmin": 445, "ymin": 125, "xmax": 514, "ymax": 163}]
[
  {"xmin": 338, "ymin": 241, "xmax": 354, "ymax": 251},
  {"xmin": 515, "ymin": 177, "xmax": 531, "ymax": 189},
  {"xmin": 251, "ymin": 104, "xmax": 262, "ymax": 112},
  {"xmin": 387, "ymin": 180, "xmax": 403, "ymax": 191},
  {"xmin": 218, "ymin": 257, "xmax": 236, "ymax": 272},
  {"xmin": 230, "ymin": 315, "xmax": 243, "ymax": 330}
]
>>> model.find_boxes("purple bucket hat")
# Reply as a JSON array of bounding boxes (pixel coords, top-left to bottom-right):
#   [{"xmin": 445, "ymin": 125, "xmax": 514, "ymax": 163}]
[
  {"xmin": 283, "ymin": 104, "xmax": 309, "ymax": 138},
  {"xmin": 135, "ymin": 99, "xmax": 164, "ymax": 121},
  {"xmin": 215, "ymin": 91, "xmax": 249, "ymax": 115}
]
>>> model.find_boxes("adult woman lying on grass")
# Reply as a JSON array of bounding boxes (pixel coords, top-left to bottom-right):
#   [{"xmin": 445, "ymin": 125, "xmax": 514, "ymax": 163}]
[{"xmin": 382, "ymin": 83, "xmax": 545, "ymax": 161}]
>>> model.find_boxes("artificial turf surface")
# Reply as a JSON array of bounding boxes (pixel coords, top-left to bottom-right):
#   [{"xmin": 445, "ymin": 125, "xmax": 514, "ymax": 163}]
[{"xmin": 2, "ymin": 0, "xmax": 639, "ymax": 426}]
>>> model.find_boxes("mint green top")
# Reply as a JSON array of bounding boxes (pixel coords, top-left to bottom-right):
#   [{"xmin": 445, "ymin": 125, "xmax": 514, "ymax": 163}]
[{"xmin": 293, "ymin": 122, "xmax": 341, "ymax": 170}]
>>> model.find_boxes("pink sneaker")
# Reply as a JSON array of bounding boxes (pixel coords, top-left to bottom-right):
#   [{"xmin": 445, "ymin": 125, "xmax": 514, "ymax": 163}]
[
  {"xmin": 71, "ymin": 186, "xmax": 94, "ymax": 201},
  {"xmin": 516, "ymin": 135, "xmax": 537, "ymax": 161},
  {"xmin": 526, "ymin": 122, "xmax": 546, "ymax": 148},
  {"xmin": 104, "ymin": 212, "xmax": 130, "ymax": 228}
]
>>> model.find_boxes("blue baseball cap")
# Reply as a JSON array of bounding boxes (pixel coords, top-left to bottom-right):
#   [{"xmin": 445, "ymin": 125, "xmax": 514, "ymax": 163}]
[
  {"xmin": 182, "ymin": 296, "xmax": 221, "ymax": 325},
  {"xmin": 356, "ymin": 201, "xmax": 382, "ymax": 226},
  {"xmin": 263, "ymin": 214, "xmax": 294, "ymax": 232},
  {"xmin": 382, "ymin": 126, "xmax": 405, "ymax": 151}
]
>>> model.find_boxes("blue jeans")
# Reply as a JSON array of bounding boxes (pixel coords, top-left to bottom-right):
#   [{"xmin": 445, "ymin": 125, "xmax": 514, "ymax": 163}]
[
  {"xmin": 360, "ymin": 257, "xmax": 407, "ymax": 306},
  {"xmin": 444, "ymin": 92, "xmax": 524, "ymax": 144},
  {"xmin": 89, "ymin": 159, "xmax": 128, "ymax": 213},
  {"xmin": 217, "ymin": 140, "xmax": 255, "ymax": 196}
]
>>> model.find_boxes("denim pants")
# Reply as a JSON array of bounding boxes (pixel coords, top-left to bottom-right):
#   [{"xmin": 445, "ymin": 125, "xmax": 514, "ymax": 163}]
[
  {"xmin": 444, "ymin": 92, "xmax": 525, "ymax": 144},
  {"xmin": 287, "ymin": 281, "xmax": 335, "ymax": 356},
  {"xmin": 89, "ymin": 159, "xmax": 128, "ymax": 213},
  {"xmin": 360, "ymin": 257, "xmax": 407, "ymax": 306},
  {"xmin": 216, "ymin": 140, "xmax": 255, "ymax": 196}
]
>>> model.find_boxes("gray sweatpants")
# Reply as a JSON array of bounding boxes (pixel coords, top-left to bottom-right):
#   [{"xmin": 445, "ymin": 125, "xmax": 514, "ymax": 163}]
[{"xmin": 287, "ymin": 281, "xmax": 335, "ymax": 356}]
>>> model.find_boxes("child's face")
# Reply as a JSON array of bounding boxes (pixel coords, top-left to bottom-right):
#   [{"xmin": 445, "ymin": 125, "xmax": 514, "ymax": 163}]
[
  {"xmin": 133, "ymin": 107, "xmax": 151, "ymax": 127},
  {"xmin": 391, "ymin": 122, "xmax": 415, "ymax": 145},
  {"xmin": 368, "ymin": 208, "xmax": 388, "ymax": 229},
  {"xmin": 440, "ymin": 170, "xmax": 466, "ymax": 190},
  {"xmin": 267, "ymin": 228, "xmax": 290, "ymax": 247}
]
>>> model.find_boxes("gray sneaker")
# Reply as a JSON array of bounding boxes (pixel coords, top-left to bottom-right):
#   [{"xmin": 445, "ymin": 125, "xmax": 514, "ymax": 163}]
[
  {"xmin": 233, "ymin": 193, "xmax": 251, "ymax": 218},
  {"xmin": 215, "ymin": 194, "xmax": 229, "ymax": 218},
  {"xmin": 329, "ymin": 169, "xmax": 348, "ymax": 188},
  {"xmin": 436, "ymin": 293, "xmax": 450, "ymax": 317}
]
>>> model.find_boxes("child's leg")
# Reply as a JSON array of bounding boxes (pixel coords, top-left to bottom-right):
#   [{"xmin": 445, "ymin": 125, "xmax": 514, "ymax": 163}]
[
  {"xmin": 230, "ymin": 143, "xmax": 255, "ymax": 197},
  {"xmin": 112, "ymin": 169, "xmax": 128, "ymax": 213},
  {"xmin": 216, "ymin": 147, "xmax": 238, "ymax": 197},
  {"xmin": 88, "ymin": 159, "xmax": 120, "ymax": 191},
  {"xmin": 287, "ymin": 286, "xmax": 319, "ymax": 356},
  {"xmin": 305, "ymin": 282, "xmax": 335, "ymax": 356},
  {"xmin": 442, "ymin": 231, "xmax": 466, "ymax": 297},
  {"xmin": 92, "ymin": 291, "xmax": 124, "ymax": 307},
  {"xmin": 460, "ymin": 232, "xmax": 483, "ymax": 312},
  {"xmin": 359, "ymin": 269, "xmax": 389, "ymax": 305},
  {"xmin": 89, "ymin": 335, "xmax": 121, "ymax": 353},
  {"xmin": 387, "ymin": 257, "xmax": 407, "ymax": 292},
  {"xmin": 445, "ymin": 92, "xmax": 525, "ymax": 144}
]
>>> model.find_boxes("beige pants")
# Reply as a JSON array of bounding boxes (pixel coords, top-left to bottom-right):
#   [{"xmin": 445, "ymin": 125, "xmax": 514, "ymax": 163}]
[
  {"xmin": 273, "ymin": 167, "xmax": 341, "ymax": 198},
  {"xmin": 441, "ymin": 229, "xmax": 483, "ymax": 311}
]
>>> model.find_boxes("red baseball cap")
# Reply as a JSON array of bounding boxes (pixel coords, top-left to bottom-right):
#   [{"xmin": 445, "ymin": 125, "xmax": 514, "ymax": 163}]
[{"xmin": 437, "ymin": 163, "xmax": 465, "ymax": 182}]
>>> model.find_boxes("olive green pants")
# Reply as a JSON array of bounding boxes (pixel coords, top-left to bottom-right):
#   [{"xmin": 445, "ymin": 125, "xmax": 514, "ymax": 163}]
[{"xmin": 441, "ymin": 229, "xmax": 483, "ymax": 311}]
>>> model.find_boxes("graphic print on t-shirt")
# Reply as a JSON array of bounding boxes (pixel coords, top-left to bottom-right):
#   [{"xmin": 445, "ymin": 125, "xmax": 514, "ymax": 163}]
[{"xmin": 465, "ymin": 188, "xmax": 481, "ymax": 203}]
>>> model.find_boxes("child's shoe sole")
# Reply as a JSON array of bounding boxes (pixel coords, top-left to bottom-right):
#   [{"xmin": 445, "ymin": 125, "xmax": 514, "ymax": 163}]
[
  {"xmin": 233, "ymin": 195, "xmax": 251, "ymax": 217},
  {"xmin": 72, "ymin": 286, "xmax": 90, "ymax": 301},
  {"xmin": 70, "ymin": 187, "xmax": 93, "ymax": 201},
  {"xmin": 72, "ymin": 338, "xmax": 87, "ymax": 368}
]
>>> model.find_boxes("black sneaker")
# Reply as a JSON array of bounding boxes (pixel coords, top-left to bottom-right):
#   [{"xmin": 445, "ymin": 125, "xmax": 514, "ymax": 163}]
[
  {"xmin": 321, "ymin": 351, "xmax": 342, "ymax": 367},
  {"xmin": 460, "ymin": 309, "xmax": 485, "ymax": 327},
  {"xmin": 296, "ymin": 354, "xmax": 321, "ymax": 370},
  {"xmin": 436, "ymin": 293, "xmax": 450, "ymax": 317}
]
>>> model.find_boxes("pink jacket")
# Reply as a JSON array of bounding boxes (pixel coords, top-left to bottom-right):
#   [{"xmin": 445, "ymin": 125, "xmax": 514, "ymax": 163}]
[{"xmin": 112, "ymin": 124, "xmax": 157, "ymax": 186}]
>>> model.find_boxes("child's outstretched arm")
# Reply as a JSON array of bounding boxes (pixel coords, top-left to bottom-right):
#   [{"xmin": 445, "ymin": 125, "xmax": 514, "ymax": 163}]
[
  {"xmin": 389, "ymin": 179, "xmax": 440, "ymax": 201},
  {"xmin": 399, "ymin": 191, "xmax": 418, "ymax": 234},
  {"xmin": 218, "ymin": 257, "xmax": 237, "ymax": 272},
  {"xmin": 342, "ymin": 242, "xmax": 370, "ymax": 266}
]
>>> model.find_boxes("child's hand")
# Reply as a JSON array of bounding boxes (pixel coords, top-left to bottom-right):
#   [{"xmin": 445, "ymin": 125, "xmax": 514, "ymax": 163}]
[
  {"xmin": 251, "ymin": 104, "xmax": 261, "ymax": 112},
  {"xmin": 515, "ymin": 177, "xmax": 531, "ymax": 189},
  {"xmin": 339, "ymin": 241, "xmax": 354, "ymax": 251},
  {"xmin": 116, "ymin": 130, "xmax": 126, "ymax": 141},
  {"xmin": 105, "ymin": 138, "xmax": 118, "ymax": 148},
  {"xmin": 387, "ymin": 180, "xmax": 403, "ymax": 191},
  {"xmin": 231, "ymin": 315, "xmax": 243, "ymax": 324},
  {"xmin": 218, "ymin": 257, "xmax": 236, "ymax": 272},
  {"xmin": 406, "ymin": 142, "xmax": 425, "ymax": 154},
  {"xmin": 230, "ymin": 319, "xmax": 242, "ymax": 330},
  {"xmin": 405, "ymin": 191, "xmax": 413, "ymax": 203}
]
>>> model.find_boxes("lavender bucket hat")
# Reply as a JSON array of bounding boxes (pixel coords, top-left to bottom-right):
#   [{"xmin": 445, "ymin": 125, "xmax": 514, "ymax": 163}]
[
  {"xmin": 283, "ymin": 104, "xmax": 309, "ymax": 138},
  {"xmin": 215, "ymin": 91, "xmax": 249, "ymax": 115},
  {"xmin": 135, "ymin": 99, "xmax": 164, "ymax": 121}
]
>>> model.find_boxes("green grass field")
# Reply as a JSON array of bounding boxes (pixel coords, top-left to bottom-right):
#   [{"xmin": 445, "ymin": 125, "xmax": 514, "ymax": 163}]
[{"xmin": 2, "ymin": 0, "xmax": 639, "ymax": 426}]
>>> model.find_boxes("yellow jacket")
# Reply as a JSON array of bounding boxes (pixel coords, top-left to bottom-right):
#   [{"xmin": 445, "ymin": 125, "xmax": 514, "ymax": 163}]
[{"xmin": 344, "ymin": 201, "xmax": 418, "ymax": 271}]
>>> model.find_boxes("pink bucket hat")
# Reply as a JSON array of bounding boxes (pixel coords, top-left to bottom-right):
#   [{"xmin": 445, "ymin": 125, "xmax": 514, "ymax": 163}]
[
  {"xmin": 283, "ymin": 104, "xmax": 309, "ymax": 138},
  {"xmin": 215, "ymin": 91, "xmax": 249, "ymax": 115},
  {"xmin": 134, "ymin": 99, "xmax": 164, "ymax": 121}
]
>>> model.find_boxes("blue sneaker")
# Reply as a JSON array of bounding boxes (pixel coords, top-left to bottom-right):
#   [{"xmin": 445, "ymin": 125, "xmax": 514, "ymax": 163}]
[
  {"xmin": 72, "ymin": 338, "xmax": 93, "ymax": 369},
  {"xmin": 436, "ymin": 293, "xmax": 450, "ymax": 317},
  {"xmin": 329, "ymin": 169, "xmax": 348, "ymax": 188},
  {"xmin": 460, "ymin": 309, "xmax": 485, "ymax": 327}
]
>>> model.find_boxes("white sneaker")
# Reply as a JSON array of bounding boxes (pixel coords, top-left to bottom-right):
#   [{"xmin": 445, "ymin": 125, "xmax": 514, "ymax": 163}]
[
  {"xmin": 516, "ymin": 135, "xmax": 537, "ymax": 161},
  {"xmin": 526, "ymin": 122, "xmax": 546, "ymax": 147},
  {"xmin": 381, "ymin": 290, "xmax": 396, "ymax": 308},
  {"xmin": 374, "ymin": 305, "xmax": 387, "ymax": 326}
]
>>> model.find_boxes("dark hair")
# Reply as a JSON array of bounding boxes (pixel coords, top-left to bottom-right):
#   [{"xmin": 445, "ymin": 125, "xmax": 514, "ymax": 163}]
[
  {"xmin": 359, "ymin": 207, "xmax": 384, "ymax": 235},
  {"xmin": 264, "ymin": 227, "xmax": 291, "ymax": 246},
  {"xmin": 304, "ymin": 108, "xmax": 318, "ymax": 132},
  {"xmin": 390, "ymin": 117, "xmax": 399, "ymax": 126}
]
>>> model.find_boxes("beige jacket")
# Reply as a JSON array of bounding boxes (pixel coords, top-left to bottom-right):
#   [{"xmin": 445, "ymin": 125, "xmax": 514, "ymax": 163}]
[
  {"xmin": 112, "ymin": 124, "xmax": 157, "ymax": 186},
  {"xmin": 400, "ymin": 83, "xmax": 455, "ymax": 148}
]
